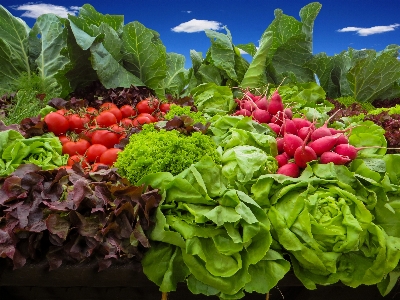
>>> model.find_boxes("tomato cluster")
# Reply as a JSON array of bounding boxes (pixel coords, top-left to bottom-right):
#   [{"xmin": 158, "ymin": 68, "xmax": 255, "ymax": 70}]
[{"xmin": 44, "ymin": 98, "xmax": 170, "ymax": 171}]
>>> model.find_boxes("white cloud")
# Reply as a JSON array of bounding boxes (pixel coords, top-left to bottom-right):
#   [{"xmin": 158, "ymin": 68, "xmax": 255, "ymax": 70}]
[
  {"xmin": 238, "ymin": 48, "xmax": 248, "ymax": 55},
  {"xmin": 337, "ymin": 24, "xmax": 400, "ymax": 36},
  {"xmin": 171, "ymin": 19, "xmax": 222, "ymax": 33},
  {"xmin": 182, "ymin": 10, "xmax": 192, "ymax": 13},
  {"xmin": 10, "ymin": 3, "xmax": 80, "ymax": 19}
]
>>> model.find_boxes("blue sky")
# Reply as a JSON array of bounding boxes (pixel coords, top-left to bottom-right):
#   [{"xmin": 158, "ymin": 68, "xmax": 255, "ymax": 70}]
[{"xmin": 2, "ymin": 0, "xmax": 399, "ymax": 68}]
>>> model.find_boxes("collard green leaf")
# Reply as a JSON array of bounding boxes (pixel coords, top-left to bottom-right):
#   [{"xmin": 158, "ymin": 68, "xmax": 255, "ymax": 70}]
[
  {"xmin": 122, "ymin": 21, "xmax": 167, "ymax": 95},
  {"xmin": 28, "ymin": 14, "xmax": 71, "ymax": 97},
  {"xmin": 197, "ymin": 64, "xmax": 223, "ymax": 85},
  {"xmin": 347, "ymin": 46, "xmax": 400, "ymax": 103},
  {"xmin": 240, "ymin": 31, "xmax": 273, "ymax": 88},
  {"xmin": 90, "ymin": 42, "xmax": 144, "ymax": 88},
  {"xmin": 0, "ymin": 5, "xmax": 31, "ymax": 91},
  {"xmin": 235, "ymin": 43, "xmax": 257, "ymax": 57},
  {"xmin": 190, "ymin": 50, "xmax": 203, "ymax": 72},
  {"xmin": 205, "ymin": 29, "xmax": 237, "ymax": 81},
  {"xmin": 163, "ymin": 53, "xmax": 188, "ymax": 97}
]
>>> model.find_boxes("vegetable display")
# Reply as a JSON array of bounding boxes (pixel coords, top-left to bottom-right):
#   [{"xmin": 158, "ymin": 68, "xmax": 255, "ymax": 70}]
[{"xmin": 1, "ymin": 1, "xmax": 400, "ymax": 300}]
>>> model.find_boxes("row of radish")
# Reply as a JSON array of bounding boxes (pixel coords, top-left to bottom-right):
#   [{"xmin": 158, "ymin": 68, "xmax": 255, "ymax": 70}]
[
  {"xmin": 232, "ymin": 89, "xmax": 363, "ymax": 178},
  {"xmin": 43, "ymin": 99, "xmax": 170, "ymax": 171}
]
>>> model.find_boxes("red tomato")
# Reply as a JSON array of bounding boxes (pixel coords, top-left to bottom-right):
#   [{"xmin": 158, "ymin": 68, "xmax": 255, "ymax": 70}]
[
  {"xmin": 62, "ymin": 139, "xmax": 91, "ymax": 156},
  {"xmin": 67, "ymin": 155, "xmax": 90, "ymax": 168},
  {"xmin": 120, "ymin": 118, "xmax": 134, "ymax": 128},
  {"xmin": 56, "ymin": 109, "xmax": 68, "ymax": 116},
  {"xmin": 137, "ymin": 113, "xmax": 157, "ymax": 122},
  {"xmin": 120, "ymin": 105, "xmax": 137, "ymax": 118},
  {"xmin": 86, "ymin": 144, "xmax": 108, "ymax": 162},
  {"xmin": 132, "ymin": 116, "xmax": 153, "ymax": 127},
  {"xmin": 136, "ymin": 99, "xmax": 159, "ymax": 114},
  {"xmin": 159, "ymin": 103, "xmax": 171, "ymax": 113},
  {"xmin": 95, "ymin": 111, "xmax": 117, "ymax": 127},
  {"xmin": 80, "ymin": 125, "xmax": 97, "ymax": 142},
  {"xmin": 91, "ymin": 130, "xmax": 120, "ymax": 149},
  {"xmin": 100, "ymin": 103, "xmax": 118, "ymax": 110},
  {"xmin": 44, "ymin": 112, "xmax": 70, "ymax": 136},
  {"xmin": 85, "ymin": 107, "xmax": 98, "ymax": 119},
  {"xmin": 69, "ymin": 114, "xmax": 90, "ymax": 133},
  {"xmin": 58, "ymin": 135, "xmax": 71, "ymax": 145},
  {"xmin": 100, "ymin": 148, "xmax": 122, "ymax": 166},
  {"xmin": 109, "ymin": 124, "xmax": 125, "ymax": 134},
  {"xmin": 153, "ymin": 111, "xmax": 165, "ymax": 121},
  {"xmin": 108, "ymin": 107, "xmax": 123, "ymax": 121}
]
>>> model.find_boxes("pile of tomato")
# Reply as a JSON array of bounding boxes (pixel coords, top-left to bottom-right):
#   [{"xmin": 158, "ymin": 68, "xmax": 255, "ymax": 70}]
[{"xmin": 43, "ymin": 98, "xmax": 170, "ymax": 171}]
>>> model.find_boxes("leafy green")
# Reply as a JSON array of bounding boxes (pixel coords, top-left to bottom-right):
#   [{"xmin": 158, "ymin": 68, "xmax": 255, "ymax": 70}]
[
  {"xmin": 115, "ymin": 125, "xmax": 220, "ymax": 185},
  {"xmin": 140, "ymin": 157, "xmax": 289, "ymax": 298},
  {"xmin": 308, "ymin": 46, "xmax": 400, "ymax": 102},
  {"xmin": 4, "ymin": 90, "xmax": 46, "ymax": 125},
  {"xmin": 191, "ymin": 83, "xmax": 236, "ymax": 116},
  {"xmin": 0, "ymin": 5, "xmax": 31, "ymax": 91},
  {"xmin": 28, "ymin": 14, "xmax": 71, "ymax": 97},
  {"xmin": 0, "ymin": 130, "xmax": 68, "ymax": 176},
  {"xmin": 241, "ymin": 2, "xmax": 321, "ymax": 87},
  {"xmin": 250, "ymin": 162, "xmax": 400, "ymax": 289},
  {"xmin": 164, "ymin": 105, "xmax": 207, "ymax": 124},
  {"xmin": 163, "ymin": 53, "xmax": 189, "ymax": 97}
]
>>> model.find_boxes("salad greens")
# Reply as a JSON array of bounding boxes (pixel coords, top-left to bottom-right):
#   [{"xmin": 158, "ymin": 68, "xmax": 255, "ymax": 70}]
[
  {"xmin": 0, "ymin": 130, "xmax": 68, "ymax": 176},
  {"xmin": 140, "ymin": 157, "xmax": 290, "ymax": 299}
]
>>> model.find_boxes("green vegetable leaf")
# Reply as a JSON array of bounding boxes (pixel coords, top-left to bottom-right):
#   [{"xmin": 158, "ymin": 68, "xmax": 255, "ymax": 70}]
[
  {"xmin": 0, "ymin": 5, "xmax": 31, "ymax": 91},
  {"xmin": 347, "ymin": 46, "xmax": 400, "ymax": 103},
  {"xmin": 205, "ymin": 29, "xmax": 237, "ymax": 81},
  {"xmin": 163, "ymin": 53, "xmax": 188, "ymax": 97},
  {"xmin": 235, "ymin": 43, "xmax": 257, "ymax": 57},
  {"xmin": 122, "ymin": 21, "xmax": 168, "ymax": 96}
]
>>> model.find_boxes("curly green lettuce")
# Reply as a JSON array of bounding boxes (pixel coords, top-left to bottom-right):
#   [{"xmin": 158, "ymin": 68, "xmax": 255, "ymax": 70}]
[{"xmin": 115, "ymin": 125, "xmax": 220, "ymax": 184}]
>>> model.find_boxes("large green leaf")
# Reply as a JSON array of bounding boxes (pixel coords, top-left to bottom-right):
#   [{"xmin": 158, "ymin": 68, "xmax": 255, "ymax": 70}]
[
  {"xmin": 240, "ymin": 31, "xmax": 273, "ymax": 88},
  {"xmin": 205, "ymin": 29, "xmax": 237, "ymax": 81},
  {"xmin": 28, "ymin": 14, "xmax": 70, "ymax": 97},
  {"xmin": 0, "ymin": 5, "xmax": 31, "ymax": 91},
  {"xmin": 163, "ymin": 53, "xmax": 188, "ymax": 97},
  {"xmin": 122, "ymin": 21, "xmax": 168, "ymax": 95},
  {"xmin": 348, "ymin": 46, "xmax": 400, "ymax": 102}
]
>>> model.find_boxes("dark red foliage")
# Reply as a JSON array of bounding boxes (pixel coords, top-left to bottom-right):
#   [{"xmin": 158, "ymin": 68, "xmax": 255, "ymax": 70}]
[
  {"xmin": 0, "ymin": 164, "xmax": 161, "ymax": 271},
  {"xmin": 326, "ymin": 98, "xmax": 400, "ymax": 153}
]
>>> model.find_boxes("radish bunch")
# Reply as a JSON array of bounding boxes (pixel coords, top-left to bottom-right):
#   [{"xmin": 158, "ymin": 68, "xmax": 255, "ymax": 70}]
[
  {"xmin": 232, "ymin": 89, "xmax": 363, "ymax": 178},
  {"xmin": 233, "ymin": 89, "xmax": 292, "ymax": 126},
  {"xmin": 276, "ymin": 115, "xmax": 360, "ymax": 177}
]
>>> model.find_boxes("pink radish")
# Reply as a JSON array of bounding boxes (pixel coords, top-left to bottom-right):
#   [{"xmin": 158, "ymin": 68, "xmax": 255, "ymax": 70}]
[
  {"xmin": 283, "ymin": 134, "xmax": 303, "ymax": 157},
  {"xmin": 320, "ymin": 152, "xmax": 351, "ymax": 165},
  {"xmin": 294, "ymin": 129, "xmax": 317, "ymax": 168},
  {"xmin": 334, "ymin": 144, "xmax": 358, "ymax": 160},
  {"xmin": 252, "ymin": 109, "xmax": 271, "ymax": 123},
  {"xmin": 276, "ymin": 137, "xmax": 284, "ymax": 153},
  {"xmin": 333, "ymin": 144, "xmax": 389, "ymax": 160},
  {"xmin": 271, "ymin": 113, "xmax": 284, "ymax": 126},
  {"xmin": 255, "ymin": 96, "xmax": 269, "ymax": 110},
  {"xmin": 244, "ymin": 90, "xmax": 259, "ymax": 102},
  {"xmin": 234, "ymin": 109, "xmax": 252, "ymax": 117},
  {"xmin": 284, "ymin": 108, "xmax": 293, "ymax": 119},
  {"xmin": 241, "ymin": 100, "xmax": 257, "ymax": 112},
  {"xmin": 292, "ymin": 118, "xmax": 312, "ymax": 130},
  {"xmin": 280, "ymin": 119, "xmax": 298, "ymax": 135},
  {"xmin": 268, "ymin": 123, "xmax": 281, "ymax": 135},
  {"xmin": 268, "ymin": 90, "xmax": 284, "ymax": 115},
  {"xmin": 275, "ymin": 153, "xmax": 289, "ymax": 168},
  {"xmin": 277, "ymin": 163, "xmax": 300, "ymax": 178},
  {"xmin": 335, "ymin": 134, "xmax": 349, "ymax": 145},
  {"xmin": 298, "ymin": 126, "xmax": 314, "ymax": 141},
  {"xmin": 307, "ymin": 135, "xmax": 339, "ymax": 156},
  {"xmin": 310, "ymin": 110, "xmax": 342, "ymax": 141}
]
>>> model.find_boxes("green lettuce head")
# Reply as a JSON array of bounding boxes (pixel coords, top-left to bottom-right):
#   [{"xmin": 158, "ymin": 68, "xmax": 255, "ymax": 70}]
[
  {"xmin": 251, "ymin": 163, "xmax": 400, "ymax": 289},
  {"xmin": 139, "ymin": 157, "xmax": 290, "ymax": 299}
]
